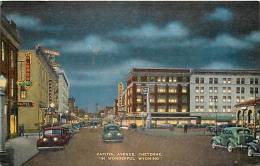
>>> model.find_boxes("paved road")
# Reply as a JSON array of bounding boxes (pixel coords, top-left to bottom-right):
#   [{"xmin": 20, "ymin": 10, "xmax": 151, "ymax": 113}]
[{"xmin": 24, "ymin": 128, "xmax": 260, "ymax": 166}]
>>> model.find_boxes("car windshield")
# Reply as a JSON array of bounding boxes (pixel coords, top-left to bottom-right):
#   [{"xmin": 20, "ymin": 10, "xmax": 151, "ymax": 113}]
[
  {"xmin": 106, "ymin": 125, "xmax": 119, "ymax": 131},
  {"xmin": 44, "ymin": 129, "xmax": 62, "ymax": 136},
  {"xmin": 237, "ymin": 129, "xmax": 251, "ymax": 134}
]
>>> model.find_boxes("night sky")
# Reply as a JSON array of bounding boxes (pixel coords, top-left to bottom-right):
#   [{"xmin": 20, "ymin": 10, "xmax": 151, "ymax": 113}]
[{"xmin": 1, "ymin": 1, "xmax": 260, "ymax": 111}]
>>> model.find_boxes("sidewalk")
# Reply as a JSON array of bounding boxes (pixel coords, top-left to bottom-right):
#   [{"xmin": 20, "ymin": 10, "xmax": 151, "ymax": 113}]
[{"xmin": 5, "ymin": 135, "xmax": 39, "ymax": 166}]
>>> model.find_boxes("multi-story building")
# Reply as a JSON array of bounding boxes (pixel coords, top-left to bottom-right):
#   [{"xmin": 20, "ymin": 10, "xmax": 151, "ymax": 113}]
[
  {"xmin": 0, "ymin": 15, "xmax": 20, "ymax": 138},
  {"xmin": 190, "ymin": 69, "xmax": 260, "ymax": 124},
  {"xmin": 54, "ymin": 66, "xmax": 69, "ymax": 116},
  {"xmin": 68, "ymin": 97, "xmax": 75, "ymax": 114},
  {"xmin": 18, "ymin": 46, "xmax": 58, "ymax": 131},
  {"xmin": 126, "ymin": 68, "xmax": 197, "ymax": 126}
]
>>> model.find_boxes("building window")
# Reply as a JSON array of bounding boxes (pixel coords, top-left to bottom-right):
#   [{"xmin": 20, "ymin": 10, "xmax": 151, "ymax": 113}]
[
  {"xmin": 250, "ymin": 87, "xmax": 254, "ymax": 94},
  {"xmin": 169, "ymin": 87, "xmax": 177, "ymax": 93},
  {"xmin": 137, "ymin": 76, "xmax": 141, "ymax": 82},
  {"xmin": 227, "ymin": 96, "xmax": 231, "ymax": 103},
  {"xmin": 256, "ymin": 78, "xmax": 259, "ymax": 85},
  {"xmin": 182, "ymin": 87, "xmax": 187, "ymax": 93},
  {"xmin": 223, "ymin": 78, "xmax": 227, "ymax": 84},
  {"xmin": 172, "ymin": 77, "xmax": 177, "ymax": 83},
  {"xmin": 136, "ymin": 106, "xmax": 142, "ymax": 112},
  {"xmin": 256, "ymin": 87, "xmax": 259, "ymax": 94},
  {"xmin": 181, "ymin": 105, "xmax": 187, "ymax": 112},
  {"xmin": 200, "ymin": 96, "xmax": 204, "ymax": 103},
  {"xmin": 236, "ymin": 87, "xmax": 240, "ymax": 93},
  {"xmin": 222, "ymin": 87, "xmax": 226, "ymax": 93},
  {"xmin": 1, "ymin": 42, "xmax": 4, "ymax": 61},
  {"xmin": 209, "ymin": 78, "xmax": 213, "ymax": 84},
  {"xmin": 136, "ymin": 96, "xmax": 142, "ymax": 103},
  {"xmin": 168, "ymin": 106, "xmax": 177, "ymax": 113},
  {"xmin": 168, "ymin": 97, "xmax": 177, "ymax": 103},
  {"xmin": 214, "ymin": 78, "xmax": 218, "ymax": 84},
  {"xmin": 241, "ymin": 87, "xmax": 245, "ymax": 94},
  {"xmin": 227, "ymin": 78, "xmax": 231, "ymax": 84},
  {"xmin": 158, "ymin": 86, "xmax": 166, "ymax": 93},
  {"xmin": 20, "ymin": 86, "xmax": 27, "ymax": 99},
  {"xmin": 214, "ymin": 87, "xmax": 218, "ymax": 93},
  {"xmin": 223, "ymin": 106, "xmax": 226, "ymax": 112},
  {"xmin": 241, "ymin": 96, "xmax": 245, "ymax": 102},
  {"xmin": 241, "ymin": 78, "xmax": 245, "ymax": 84},
  {"xmin": 237, "ymin": 78, "xmax": 240, "ymax": 84},
  {"xmin": 10, "ymin": 79, "xmax": 14, "ymax": 97},
  {"xmin": 195, "ymin": 77, "xmax": 199, "ymax": 84},
  {"xmin": 227, "ymin": 87, "xmax": 231, "ymax": 93},
  {"xmin": 157, "ymin": 77, "xmax": 161, "ymax": 82},
  {"xmin": 136, "ymin": 86, "xmax": 141, "ymax": 93},
  {"xmin": 195, "ymin": 106, "xmax": 199, "ymax": 112},
  {"xmin": 168, "ymin": 77, "xmax": 172, "ymax": 82},
  {"xmin": 158, "ymin": 106, "xmax": 166, "ymax": 112},
  {"xmin": 195, "ymin": 96, "xmax": 199, "ymax": 102},
  {"xmin": 200, "ymin": 87, "xmax": 204, "ymax": 93},
  {"xmin": 223, "ymin": 96, "xmax": 226, "ymax": 102},
  {"xmin": 209, "ymin": 87, "xmax": 213, "ymax": 93},
  {"xmin": 250, "ymin": 78, "xmax": 254, "ymax": 84},
  {"xmin": 200, "ymin": 106, "xmax": 204, "ymax": 112},
  {"xmin": 162, "ymin": 77, "xmax": 166, "ymax": 82},
  {"xmin": 195, "ymin": 87, "xmax": 199, "ymax": 93},
  {"xmin": 200, "ymin": 78, "xmax": 204, "ymax": 84},
  {"xmin": 158, "ymin": 96, "xmax": 166, "ymax": 103},
  {"xmin": 236, "ymin": 96, "xmax": 240, "ymax": 103},
  {"xmin": 10, "ymin": 50, "xmax": 14, "ymax": 68}
]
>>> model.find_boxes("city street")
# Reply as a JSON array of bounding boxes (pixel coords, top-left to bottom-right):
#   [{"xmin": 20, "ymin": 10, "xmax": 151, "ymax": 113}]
[{"xmin": 25, "ymin": 128, "xmax": 260, "ymax": 166}]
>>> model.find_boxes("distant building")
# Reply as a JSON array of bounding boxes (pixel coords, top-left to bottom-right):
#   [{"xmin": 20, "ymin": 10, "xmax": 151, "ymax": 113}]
[
  {"xmin": 0, "ymin": 14, "xmax": 20, "ymax": 138},
  {"xmin": 190, "ymin": 69, "xmax": 260, "ymax": 124},
  {"xmin": 68, "ymin": 97, "xmax": 75, "ymax": 114},
  {"xmin": 54, "ymin": 66, "xmax": 69, "ymax": 115},
  {"xmin": 18, "ymin": 47, "xmax": 59, "ymax": 131}
]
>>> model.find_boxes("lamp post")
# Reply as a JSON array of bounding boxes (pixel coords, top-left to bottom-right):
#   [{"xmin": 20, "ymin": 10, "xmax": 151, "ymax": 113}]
[{"xmin": 0, "ymin": 75, "xmax": 7, "ymax": 152}]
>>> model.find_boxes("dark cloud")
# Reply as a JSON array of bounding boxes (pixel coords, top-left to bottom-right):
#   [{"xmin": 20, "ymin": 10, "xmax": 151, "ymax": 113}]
[{"xmin": 2, "ymin": 1, "xmax": 259, "ymax": 111}]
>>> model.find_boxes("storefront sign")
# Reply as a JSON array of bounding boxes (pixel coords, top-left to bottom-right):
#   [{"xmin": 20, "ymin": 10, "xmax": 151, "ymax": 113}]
[
  {"xmin": 17, "ymin": 80, "xmax": 32, "ymax": 87},
  {"xmin": 42, "ymin": 48, "xmax": 60, "ymax": 56},
  {"xmin": 18, "ymin": 102, "xmax": 34, "ymax": 107},
  {"xmin": 25, "ymin": 54, "xmax": 31, "ymax": 81}
]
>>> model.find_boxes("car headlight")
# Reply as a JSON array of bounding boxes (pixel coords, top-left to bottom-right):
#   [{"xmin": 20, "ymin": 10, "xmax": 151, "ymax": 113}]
[
  {"xmin": 107, "ymin": 133, "xmax": 112, "ymax": 137},
  {"xmin": 117, "ymin": 133, "xmax": 122, "ymax": 136},
  {"xmin": 53, "ymin": 137, "xmax": 58, "ymax": 142},
  {"xmin": 43, "ymin": 138, "xmax": 48, "ymax": 142}
]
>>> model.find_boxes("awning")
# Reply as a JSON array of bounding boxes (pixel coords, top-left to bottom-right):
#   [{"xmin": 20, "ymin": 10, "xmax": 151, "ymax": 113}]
[{"xmin": 235, "ymin": 98, "xmax": 260, "ymax": 107}]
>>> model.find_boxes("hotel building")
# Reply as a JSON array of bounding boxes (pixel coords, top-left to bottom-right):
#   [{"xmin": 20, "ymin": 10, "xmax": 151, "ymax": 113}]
[
  {"xmin": 18, "ymin": 47, "xmax": 58, "ymax": 131},
  {"xmin": 190, "ymin": 69, "xmax": 260, "ymax": 124},
  {"xmin": 126, "ymin": 68, "xmax": 198, "ymax": 126}
]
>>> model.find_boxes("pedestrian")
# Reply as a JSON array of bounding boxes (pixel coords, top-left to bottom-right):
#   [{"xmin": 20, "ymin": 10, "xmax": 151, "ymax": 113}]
[{"xmin": 184, "ymin": 124, "xmax": 188, "ymax": 134}]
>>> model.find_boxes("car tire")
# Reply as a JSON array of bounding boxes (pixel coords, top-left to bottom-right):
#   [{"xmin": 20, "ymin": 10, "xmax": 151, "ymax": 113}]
[
  {"xmin": 211, "ymin": 141, "xmax": 217, "ymax": 149},
  {"xmin": 248, "ymin": 147, "xmax": 254, "ymax": 157},
  {"xmin": 227, "ymin": 143, "xmax": 233, "ymax": 152}
]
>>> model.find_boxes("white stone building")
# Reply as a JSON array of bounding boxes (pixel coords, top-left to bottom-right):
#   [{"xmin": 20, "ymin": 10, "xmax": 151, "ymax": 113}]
[
  {"xmin": 190, "ymin": 69, "xmax": 260, "ymax": 124},
  {"xmin": 54, "ymin": 67, "xmax": 69, "ymax": 115}
]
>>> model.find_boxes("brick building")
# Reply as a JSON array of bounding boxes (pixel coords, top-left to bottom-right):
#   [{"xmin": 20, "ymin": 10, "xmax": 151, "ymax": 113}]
[{"xmin": 0, "ymin": 15, "xmax": 20, "ymax": 138}]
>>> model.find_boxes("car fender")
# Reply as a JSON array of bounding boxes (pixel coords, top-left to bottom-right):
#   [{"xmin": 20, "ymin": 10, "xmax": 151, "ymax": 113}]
[
  {"xmin": 211, "ymin": 137, "xmax": 221, "ymax": 144},
  {"xmin": 248, "ymin": 142, "xmax": 258, "ymax": 151},
  {"xmin": 227, "ymin": 138, "xmax": 236, "ymax": 146}
]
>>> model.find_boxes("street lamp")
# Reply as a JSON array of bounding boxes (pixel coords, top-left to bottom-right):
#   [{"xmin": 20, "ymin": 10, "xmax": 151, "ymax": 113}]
[{"xmin": 0, "ymin": 75, "xmax": 7, "ymax": 152}]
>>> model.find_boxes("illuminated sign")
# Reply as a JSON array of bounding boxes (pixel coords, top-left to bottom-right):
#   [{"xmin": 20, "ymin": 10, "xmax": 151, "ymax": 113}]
[
  {"xmin": 18, "ymin": 102, "xmax": 34, "ymax": 107},
  {"xmin": 43, "ymin": 48, "xmax": 60, "ymax": 56},
  {"xmin": 25, "ymin": 53, "xmax": 31, "ymax": 81},
  {"xmin": 17, "ymin": 81, "xmax": 32, "ymax": 87}
]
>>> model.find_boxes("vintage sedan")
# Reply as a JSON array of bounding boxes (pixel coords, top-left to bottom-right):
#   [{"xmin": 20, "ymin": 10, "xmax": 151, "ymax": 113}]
[
  {"xmin": 102, "ymin": 124, "xmax": 123, "ymax": 142},
  {"xmin": 37, "ymin": 126, "xmax": 70, "ymax": 150},
  {"xmin": 211, "ymin": 127, "xmax": 254, "ymax": 152},
  {"xmin": 247, "ymin": 137, "xmax": 260, "ymax": 157}
]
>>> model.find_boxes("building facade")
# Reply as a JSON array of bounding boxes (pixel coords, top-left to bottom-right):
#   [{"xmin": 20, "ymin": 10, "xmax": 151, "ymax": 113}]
[
  {"xmin": 0, "ymin": 15, "xmax": 20, "ymax": 138},
  {"xmin": 18, "ymin": 47, "xmax": 58, "ymax": 131},
  {"xmin": 126, "ymin": 68, "xmax": 195, "ymax": 126},
  {"xmin": 54, "ymin": 66, "xmax": 69, "ymax": 115},
  {"xmin": 190, "ymin": 69, "xmax": 260, "ymax": 124}
]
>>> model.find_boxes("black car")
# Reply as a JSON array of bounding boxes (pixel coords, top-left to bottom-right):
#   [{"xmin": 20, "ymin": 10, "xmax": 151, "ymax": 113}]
[
  {"xmin": 248, "ymin": 139, "xmax": 260, "ymax": 157},
  {"xmin": 128, "ymin": 123, "xmax": 137, "ymax": 130}
]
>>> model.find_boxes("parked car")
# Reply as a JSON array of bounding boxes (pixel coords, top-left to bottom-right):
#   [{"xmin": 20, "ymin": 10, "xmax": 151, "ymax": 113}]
[
  {"xmin": 120, "ymin": 125, "xmax": 129, "ymax": 130},
  {"xmin": 211, "ymin": 127, "xmax": 254, "ymax": 152},
  {"xmin": 157, "ymin": 123, "xmax": 173, "ymax": 129},
  {"xmin": 37, "ymin": 126, "xmax": 70, "ymax": 150},
  {"xmin": 102, "ymin": 124, "xmax": 123, "ymax": 142}
]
